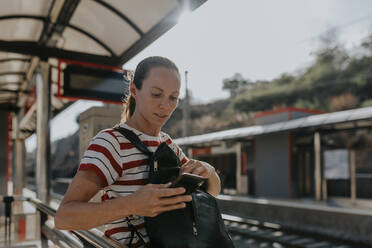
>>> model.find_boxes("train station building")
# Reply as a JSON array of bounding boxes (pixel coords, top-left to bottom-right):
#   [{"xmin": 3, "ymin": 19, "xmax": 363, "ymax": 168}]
[{"xmin": 175, "ymin": 106, "xmax": 372, "ymax": 201}]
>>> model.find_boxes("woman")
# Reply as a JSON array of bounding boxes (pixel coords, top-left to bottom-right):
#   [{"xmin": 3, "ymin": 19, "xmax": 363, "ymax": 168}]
[{"xmin": 55, "ymin": 56, "xmax": 221, "ymax": 247}]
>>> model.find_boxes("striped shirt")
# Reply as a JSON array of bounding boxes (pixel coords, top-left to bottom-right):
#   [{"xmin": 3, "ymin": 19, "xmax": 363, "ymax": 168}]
[{"xmin": 78, "ymin": 123, "xmax": 188, "ymax": 247}]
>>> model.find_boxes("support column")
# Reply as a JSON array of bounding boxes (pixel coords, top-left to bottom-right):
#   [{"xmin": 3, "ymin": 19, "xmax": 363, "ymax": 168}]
[
  {"xmin": 236, "ymin": 142, "xmax": 242, "ymax": 193},
  {"xmin": 13, "ymin": 113, "xmax": 26, "ymax": 196},
  {"xmin": 182, "ymin": 70, "xmax": 190, "ymax": 137},
  {"xmin": 187, "ymin": 147, "xmax": 193, "ymax": 159},
  {"xmin": 350, "ymin": 150, "xmax": 356, "ymax": 204},
  {"xmin": 0, "ymin": 111, "xmax": 9, "ymax": 197},
  {"xmin": 36, "ymin": 62, "xmax": 51, "ymax": 203},
  {"xmin": 314, "ymin": 132, "xmax": 322, "ymax": 201}
]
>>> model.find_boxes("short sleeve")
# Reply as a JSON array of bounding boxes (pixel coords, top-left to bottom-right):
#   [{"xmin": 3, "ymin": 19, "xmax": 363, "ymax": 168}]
[
  {"xmin": 162, "ymin": 133, "xmax": 189, "ymax": 165},
  {"xmin": 78, "ymin": 129, "xmax": 123, "ymax": 187}
]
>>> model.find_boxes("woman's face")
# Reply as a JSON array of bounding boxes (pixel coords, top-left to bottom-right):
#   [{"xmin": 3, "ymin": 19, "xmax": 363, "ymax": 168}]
[{"xmin": 132, "ymin": 66, "xmax": 180, "ymax": 128}]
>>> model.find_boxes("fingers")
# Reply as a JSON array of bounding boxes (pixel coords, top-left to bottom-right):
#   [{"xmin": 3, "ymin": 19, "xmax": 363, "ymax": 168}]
[
  {"xmin": 180, "ymin": 160, "xmax": 196, "ymax": 174},
  {"xmin": 150, "ymin": 202, "xmax": 187, "ymax": 217},
  {"xmin": 192, "ymin": 166, "xmax": 207, "ymax": 176},
  {"xmin": 147, "ymin": 192, "xmax": 191, "ymax": 217},
  {"xmin": 158, "ymin": 187, "xmax": 186, "ymax": 197},
  {"xmin": 146, "ymin": 182, "xmax": 172, "ymax": 188},
  {"xmin": 181, "ymin": 160, "xmax": 210, "ymax": 178},
  {"xmin": 158, "ymin": 202, "xmax": 187, "ymax": 213},
  {"xmin": 161, "ymin": 194, "xmax": 192, "ymax": 205}
]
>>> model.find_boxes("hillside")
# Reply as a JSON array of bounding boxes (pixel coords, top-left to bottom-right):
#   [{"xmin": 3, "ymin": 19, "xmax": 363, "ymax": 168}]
[{"xmin": 163, "ymin": 34, "xmax": 372, "ymax": 137}]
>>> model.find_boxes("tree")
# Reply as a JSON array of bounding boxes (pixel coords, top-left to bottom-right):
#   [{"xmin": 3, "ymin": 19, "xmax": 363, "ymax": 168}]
[{"xmin": 222, "ymin": 73, "xmax": 252, "ymax": 97}]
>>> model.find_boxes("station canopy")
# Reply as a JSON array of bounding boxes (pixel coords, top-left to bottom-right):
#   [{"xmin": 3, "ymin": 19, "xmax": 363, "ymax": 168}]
[
  {"xmin": 0, "ymin": 0, "xmax": 206, "ymax": 136},
  {"xmin": 175, "ymin": 106, "xmax": 372, "ymax": 146}
]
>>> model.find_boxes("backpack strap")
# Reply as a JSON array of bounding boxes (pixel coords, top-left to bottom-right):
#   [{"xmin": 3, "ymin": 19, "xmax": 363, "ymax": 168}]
[
  {"xmin": 114, "ymin": 127, "xmax": 151, "ymax": 247},
  {"xmin": 114, "ymin": 127, "xmax": 153, "ymax": 157},
  {"xmin": 126, "ymin": 217, "xmax": 149, "ymax": 248}
]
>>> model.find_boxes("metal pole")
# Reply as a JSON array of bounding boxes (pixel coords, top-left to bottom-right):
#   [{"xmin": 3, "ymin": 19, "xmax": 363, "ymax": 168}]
[
  {"xmin": 236, "ymin": 142, "xmax": 242, "ymax": 194},
  {"xmin": 182, "ymin": 70, "xmax": 189, "ymax": 137},
  {"xmin": 322, "ymin": 179, "xmax": 327, "ymax": 201},
  {"xmin": 12, "ymin": 112, "xmax": 26, "ymax": 213},
  {"xmin": 350, "ymin": 149, "xmax": 356, "ymax": 204},
  {"xmin": 314, "ymin": 132, "xmax": 322, "ymax": 201},
  {"xmin": 36, "ymin": 62, "xmax": 51, "ymax": 203}
]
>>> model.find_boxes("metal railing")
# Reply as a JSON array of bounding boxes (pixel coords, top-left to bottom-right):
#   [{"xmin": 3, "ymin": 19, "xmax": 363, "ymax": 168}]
[{"xmin": 1, "ymin": 195, "xmax": 127, "ymax": 248}]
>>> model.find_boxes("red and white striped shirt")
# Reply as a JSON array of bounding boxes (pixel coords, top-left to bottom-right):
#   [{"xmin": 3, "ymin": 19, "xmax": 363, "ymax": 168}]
[{"xmin": 78, "ymin": 123, "xmax": 188, "ymax": 247}]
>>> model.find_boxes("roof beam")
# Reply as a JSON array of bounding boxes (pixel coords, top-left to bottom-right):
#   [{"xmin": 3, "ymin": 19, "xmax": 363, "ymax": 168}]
[
  {"xmin": 0, "ymin": 72, "xmax": 25, "ymax": 77},
  {"xmin": 41, "ymin": 0, "xmax": 80, "ymax": 41},
  {"xmin": 0, "ymin": 15, "xmax": 45, "ymax": 22},
  {"xmin": 19, "ymin": 102, "xmax": 37, "ymax": 130},
  {"xmin": 0, "ymin": 82, "xmax": 22, "ymax": 85},
  {"xmin": 0, "ymin": 58, "xmax": 30, "ymax": 64},
  {"xmin": 0, "ymin": 104, "xmax": 19, "ymax": 111},
  {"xmin": 0, "ymin": 89, "xmax": 30, "ymax": 94},
  {"xmin": 0, "ymin": 40, "xmax": 120, "ymax": 66}
]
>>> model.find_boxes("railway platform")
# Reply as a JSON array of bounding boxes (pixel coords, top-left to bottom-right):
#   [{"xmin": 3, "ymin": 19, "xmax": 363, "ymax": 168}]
[{"xmin": 218, "ymin": 195, "xmax": 372, "ymax": 248}]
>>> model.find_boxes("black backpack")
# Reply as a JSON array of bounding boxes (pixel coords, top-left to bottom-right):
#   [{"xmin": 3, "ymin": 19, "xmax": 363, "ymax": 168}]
[{"xmin": 115, "ymin": 127, "xmax": 234, "ymax": 248}]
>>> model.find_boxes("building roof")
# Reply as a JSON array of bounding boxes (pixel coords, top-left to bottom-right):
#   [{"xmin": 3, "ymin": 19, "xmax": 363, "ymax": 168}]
[{"xmin": 175, "ymin": 106, "xmax": 372, "ymax": 146}]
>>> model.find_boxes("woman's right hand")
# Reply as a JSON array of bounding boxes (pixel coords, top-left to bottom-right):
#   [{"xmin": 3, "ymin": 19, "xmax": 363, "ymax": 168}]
[{"xmin": 127, "ymin": 183, "xmax": 192, "ymax": 217}]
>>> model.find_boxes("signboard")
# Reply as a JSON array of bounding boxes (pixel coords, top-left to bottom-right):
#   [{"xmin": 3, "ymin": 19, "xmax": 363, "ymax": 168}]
[
  {"xmin": 323, "ymin": 149, "xmax": 349, "ymax": 179},
  {"xmin": 192, "ymin": 147, "xmax": 212, "ymax": 156},
  {"xmin": 57, "ymin": 59, "xmax": 133, "ymax": 103}
]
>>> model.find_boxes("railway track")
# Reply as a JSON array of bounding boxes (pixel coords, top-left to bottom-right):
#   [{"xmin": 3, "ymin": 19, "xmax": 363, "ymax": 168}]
[{"xmin": 222, "ymin": 214, "xmax": 372, "ymax": 248}]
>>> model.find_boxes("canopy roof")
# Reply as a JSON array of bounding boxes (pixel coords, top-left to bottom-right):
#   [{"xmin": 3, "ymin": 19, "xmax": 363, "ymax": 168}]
[
  {"xmin": 0, "ymin": 0, "xmax": 206, "ymax": 134},
  {"xmin": 175, "ymin": 106, "xmax": 372, "ymax": 146}
]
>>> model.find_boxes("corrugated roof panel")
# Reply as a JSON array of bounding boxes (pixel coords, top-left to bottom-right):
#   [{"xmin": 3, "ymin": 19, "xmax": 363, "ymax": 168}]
[
  {"xmin": 0, "ymin": 60, "xmax": 29, "ymax": 73},
  {"xmin": 0, "ymin": 83, "xmax": 20, "ymax": 91},
  {"xmin": 300, "ymin": 113, "xmax": 327, "ymax": 128},
  {"xmin": 0, "ymin": 19, "xmax": 43, "ymax": 41},
  {"xmin": 107, "ymin": 0, "xmax": 178, "ymax": 33},
  {"xmin": 0, "ymin": 52, "xmax": 29, "ymax": 60},
  {"xmin": 0, "ymin": 0, "xmax": 51, "ymax": 16},
  {"xmin": 0, "ymin": 91, "xmax": 15, "ymax": 96},
  {"xmin": 0, "ymin": 74, "xmax": 23, "ymax": 83},
  {"xmin": 0, "ymin": 94, "xmax": 16, "ymax": 101},
  {"xmin": 322, "ymin": 110, "xmax": 353, "ymax": 125},
  {"xmin": 69, "ymin": 0, "xmax": 140, "ymax": 56},
  {"xmin": 62, "ymin": 27, "xmax": 111, "ymax": 56},
  {"xmin": 348, "ymin": 107, "xmax": 372, "ymax": 121},
  {"xmin": 263, "ymin": 121, "xmax": 286, "ymax": 133},
  {"xmin": 281, "ymin": 117, "xmax": 306, "ymax": 131}
]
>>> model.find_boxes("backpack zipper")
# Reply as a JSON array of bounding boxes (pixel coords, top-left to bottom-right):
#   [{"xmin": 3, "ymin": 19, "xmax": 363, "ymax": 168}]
[
  {"xmin": 191, "ymin": 193, "xmax": 199, "ymax": 236},
  {"xmin": 192, "ymin": 221, "xmax": 198, "ymax": 236},
  {"xmin": 154, "ymin": 160, "xmax": 158, "ymax": 172}
]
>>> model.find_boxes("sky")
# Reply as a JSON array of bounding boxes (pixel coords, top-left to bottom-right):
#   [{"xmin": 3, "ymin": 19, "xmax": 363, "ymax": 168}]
[{"xmin": 25, "ymin": 0, "xmax": 372, "ymax": 151}]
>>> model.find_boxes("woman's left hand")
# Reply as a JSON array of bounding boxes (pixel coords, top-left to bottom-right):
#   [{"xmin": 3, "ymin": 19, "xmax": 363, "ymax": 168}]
[{"xmin": 180, "ymin": 159, "xmax": 215, "ymax": 179}]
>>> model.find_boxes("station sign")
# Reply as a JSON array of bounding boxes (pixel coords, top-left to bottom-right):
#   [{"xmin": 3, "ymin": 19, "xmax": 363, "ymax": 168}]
[{"xmin": 57, "ymin": 59, "xmax": 133, "ymax": 104}]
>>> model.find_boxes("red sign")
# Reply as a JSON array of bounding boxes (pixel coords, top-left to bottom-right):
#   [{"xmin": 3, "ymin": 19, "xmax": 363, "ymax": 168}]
[{"xmin": 192, "ymin": 147, "xmax": 211, "ymax": 156}]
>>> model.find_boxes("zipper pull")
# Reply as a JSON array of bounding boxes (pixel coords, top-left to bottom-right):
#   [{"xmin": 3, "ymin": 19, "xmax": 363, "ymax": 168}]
[
  {"xmin": 154, "ymin": 160, "xmax": 158, "ymax": 172},
  {"xmin": 192, "ymin": 221, "xmax": 198, "ymax": 236}
]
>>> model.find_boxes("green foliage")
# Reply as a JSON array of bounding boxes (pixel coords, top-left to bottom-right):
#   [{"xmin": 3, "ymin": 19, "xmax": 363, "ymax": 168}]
[
  {"xmin": 229, "ymin": 36, "xmax": 372, "ymax": 113},
  {"xmin": 362, "ymin": 99, "xmax": 372, "ymax": 107},
  {"xmin": 222, "ymin": 73, "xmax": 253, "ymax": 98}
]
